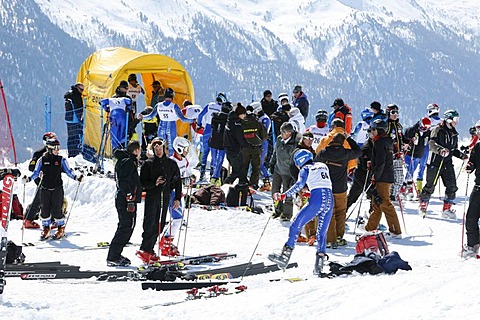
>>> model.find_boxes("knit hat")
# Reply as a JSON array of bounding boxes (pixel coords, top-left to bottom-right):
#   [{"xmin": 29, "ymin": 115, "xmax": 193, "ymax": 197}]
[
  {"xmin": 263, "ymin": 90, "xmax": 272, "ymax": 97},
  {"xmin": 119, "ymin": 80, "xmax": 128, "ymax": 88},
  {"xmin": 282, "ymin": 103, "xmax": 292, "ymax": 112},
  {"xmin": 370, "ymin": 101, "xmax": 382, "ymax": 111},
  {"xmin": 332, "ymin": 98, "xmax": 344, "ymax": 108},
  {"xmin": 278, "ymin": 93, "xmax": 289, "ymax": 103},
  {"xmin": 235, "ymin": 103, "xmax": 247, "ymax": 115},
  {"xmin": 293, "ymin": 85, "xmax": 302, "ymax": 93}
]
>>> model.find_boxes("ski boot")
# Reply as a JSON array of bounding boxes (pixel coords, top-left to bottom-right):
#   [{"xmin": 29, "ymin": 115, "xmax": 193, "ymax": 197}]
[
  {"xmin": 136, "ymin": 250, "xmax": 160, "ymax": 264},
  {"xmin": 313, "ymin": 252, "xmax": 329, "ymax": 277},
  {"xmin": 419, "ymin": 200, "xmax": 428, "ymax": 218},
  {"xmin": 406, "ymin": 182, "xmax": 416, "ymax": 201},
  {"xmin": 23, "ymin": 219, "xmax": 40, "ymax": 229},
  {"xmin": 51, "ymin": 225, "xmax": 66, "ymax": 240},
  {"xmin": 160, "ymin": 236, "xmax": 181, "ymax": 257},
  {"xmin": 462, "ymin": 244, "xmax": 480, "ymax": 259},
  {"xmin": 259, "ymin": 178, "xmax": 272, "ymax": 192},
  {"xmin": 107, "ymin": 255, "xmax": 131, "ymax": 267},
  {"xmin": 297, "ymin": 234, "xmax": 307, "ymax": 243},
  {"xmin": 399, "ymin": 183, "xmax": 407, "ymax": 199},
  {"xmin": 40, "ymin": 226, "xmax": 51, "ymax": 240},
  {"xmin": 442, "ymin": 200, "xmax": 456, "ymax": 219},
  {"xmin": 210, "ymin": 177, "xmax": 219, "ymax": 186},
  {"xmin": 268, "ymin": 245, "xmax": 293, "ymax": 269}
]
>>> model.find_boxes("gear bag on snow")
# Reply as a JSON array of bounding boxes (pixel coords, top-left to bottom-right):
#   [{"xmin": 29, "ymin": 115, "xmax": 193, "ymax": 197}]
[
  {"xmin": 355, "ymin": 230, "xmax": 389, "ymax": 257},
  {"xmin": 6, "ymin": 241, "xmax": 26, "ymax": 264}
]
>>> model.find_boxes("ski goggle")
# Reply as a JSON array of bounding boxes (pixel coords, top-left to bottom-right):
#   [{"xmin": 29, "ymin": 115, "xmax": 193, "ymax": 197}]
[
  {"xmin": 389, "ymin": 111, "xmax": 399, "ymax": 115},
  {"xmin": 151, "ymin": 138, "xmax": 166, "ymax": 148},
  {"xmin": 446, "ymin": 116, "xmax": 460, "ymax": 124},
  {"xmin": 303, "ymin": 136, "xmax": 314, "ymax": 141}
]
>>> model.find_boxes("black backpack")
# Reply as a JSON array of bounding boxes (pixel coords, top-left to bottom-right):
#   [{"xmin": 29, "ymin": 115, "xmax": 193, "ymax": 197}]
[{"xmin": 226, "ymin": 184, "xmax": 250, "ymax": 207}]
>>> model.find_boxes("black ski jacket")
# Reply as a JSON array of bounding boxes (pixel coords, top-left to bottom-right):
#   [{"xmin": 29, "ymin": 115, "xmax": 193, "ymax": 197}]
[
  {"xmin": 209, "ymin": 111, "xmax": 229, "ymax": 150},
  {"xmin": 140, "ymin": 154, "xmax": 182, "ymax": 201},
  {"xmin": 372, "ymin": 134, "xmax": 395, "ymax": 183},
  {"xmin": 428, "ymin": 122, "xmax": 463, "ymax": 167},
  {"xmin": 466, "ymin": 143, "xmax": 480, "ymax": 185},
  {"xmin": 224, "ymin": 111, "xmax": 246, "ymax": 152},
  {"xmin": 403, "ymin": 121, "xmax": 430, "ymax": 159},
  {"xmin": 261, "ymin": 98, "xmax": 278, "ymax": 117},
  {"xmin": 114, "ymin": 149, "xmax": 142, "ymax": 203}
]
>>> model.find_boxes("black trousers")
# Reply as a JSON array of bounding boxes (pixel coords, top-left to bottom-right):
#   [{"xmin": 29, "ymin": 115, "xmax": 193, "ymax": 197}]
[
  {"xmin": 107, "ymin": 196, "xmax": 137, "ymax": 261},
  {"xmin": 420, "ymin": 162, "xmax": 458, "ymax": 202},
  {"xmin": 40, "ymin": 187, "xmax": 64, "ymax": 220},
  {"xmin": 66, "ymin": 122, "xmax": 83, "ymax": 158},
  {"xmin": 242, "ymin": 147, "xmax": 261, "ymax": 187},
  {"xmin": 346, "ymin": 166, "xmax": 370, "ymax": 211},
  {"xmin": 140, "ymin": 192, "xmax": 170, "ymax": 254},
  {"xmin": 224, "ymin": 150, "xmax": 248, "ymax": 185},
  {"xmin": 26, "ymin": 180, "xmax": 42, "ymax": 221},
  {"xmin": 466, "ymin": 186, "xmax": 480, "ymax": 247}
]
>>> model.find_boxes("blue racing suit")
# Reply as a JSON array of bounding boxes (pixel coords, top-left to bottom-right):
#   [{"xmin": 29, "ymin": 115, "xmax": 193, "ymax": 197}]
[
  {"xmin": 143, "ymin": 100, "xmax": 194, "ymax": 155},
  {"xmin": 283, "ymin": 162, "xmax": 333, "ymax": 254},
  {"xmin": 197, "ymin": 102, "xmax": 222, "ymax": 173},
  {"xmin": 100, "ymin": 97, "xmax": 132, "ymax": 150},
  {"xmin": 259, "ymin": 113, "xmax": 272, "ymax": 179}
]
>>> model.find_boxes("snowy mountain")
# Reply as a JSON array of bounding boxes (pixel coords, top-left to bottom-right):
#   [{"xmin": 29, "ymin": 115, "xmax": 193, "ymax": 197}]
[
  {"xmin": 1, "ymin": 155, "xmax": 479, "ymax": 319},
  {"xmin": 1, "ymin": 0, "xmax": 480, "ymax": 160}
]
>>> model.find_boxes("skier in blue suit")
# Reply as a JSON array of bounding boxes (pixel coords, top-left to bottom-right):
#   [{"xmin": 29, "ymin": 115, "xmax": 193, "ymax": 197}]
[
  {"xmin": 197, "ymin": 93, "xmax": 227, "ymax": 180},
  {"xmin": 268, "ymin": 149, "xmax": 333, "ymax": 276},
  {"xmin": 100, "ymin": 96, "xmax": 133, "ymax": 150},
  {"xmin": 138, "ymin": 88, "xmax": 195, "ymax": 155}
]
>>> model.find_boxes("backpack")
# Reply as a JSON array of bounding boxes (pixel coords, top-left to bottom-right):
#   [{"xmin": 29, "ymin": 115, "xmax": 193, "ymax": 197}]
[
  {"xmin": 242, "ymin": 117, "xmax": 263, "ymax": 147},
  {"xmin": 355, "ymin": 230, "xmax": 389, "ymax": 257},
  {"xmin": 6, "ymin": 241, "xmax": 26, "ymax": 264},
  {"xmin": 226, "ymin": 184, "xmax": 250, "ymax": 207}
]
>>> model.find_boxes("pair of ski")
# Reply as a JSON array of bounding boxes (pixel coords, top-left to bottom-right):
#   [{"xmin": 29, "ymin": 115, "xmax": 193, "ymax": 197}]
[
  {"xmin": 143, "ymin": 285, "xmax": 248, "ymax": 308},
  {"xmin": 142, "ymin": 261, "xmax": 298, "ymax": 291}
]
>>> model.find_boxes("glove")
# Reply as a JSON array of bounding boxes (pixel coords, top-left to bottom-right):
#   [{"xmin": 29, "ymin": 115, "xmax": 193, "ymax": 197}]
[
  {"xmin": 126, "ymin": 193, "xmax": 134, "ymax": 202},
  {"xmin": 273, "ymin": 193, "xmax": 286, "ymax": 202},
  {"xmin": 459, "ymin": 152, "xmax": 469, "ymax": 160},
  {"xmin": 348, "ymin": 168, "xmax": 355, "ymax": 176},
  {"xmin": 22, "ymin": 175, "xmax": 31, "ymax": 184},
  {"xmin": 370, "ymin": 176, "xmax": 376, "ymax": 185},
  {"xmin": 466, "ymin": 162, "xmax": 474, "ymax": 174},
  {"xmin": 439, "ymin": 148, "xmax": 450, "ymax": 157},
  {"xmin": 126, "ymin": 202, "xmax": 135, "ymax": 213},
  {"xmin": 75, "ymin": 174, "xmax": 84, "ymax": 182}
]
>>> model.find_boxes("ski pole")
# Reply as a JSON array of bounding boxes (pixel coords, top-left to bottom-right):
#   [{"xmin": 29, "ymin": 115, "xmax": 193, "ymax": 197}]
[
  {"xmin": 352, "ymin": 177, "xmax": 372, "ymax": 235},
  {"xmin": 397, "ymin": 194, "xmax": 407, "ymax": 234},
  {"xmin": 241, "ymin": 212, "xmax": 272, "ymax": 281},
  {"xmin": 460, "ymin": 173, "xmax": 470, "ymax": 258},
  {"xmin": 176, "ymin": 182, "xmax": 191, "ymax": 249},
  {"xmin": 64, "ymin": 180, "xmax": 81, "ymax": 230},
  {"xmin": 181, "ymin": 185, "xmax": 194, "ymax": 257},
  {"xmin": 346, "ymin": 169, "xmax": 370, "ymax": 221}
]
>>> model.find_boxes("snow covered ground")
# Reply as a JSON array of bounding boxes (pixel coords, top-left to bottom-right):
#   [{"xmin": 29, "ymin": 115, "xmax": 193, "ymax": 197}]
[{"xmin": 1, "ymin": 155, "xmax": 479, "ymax": 320}]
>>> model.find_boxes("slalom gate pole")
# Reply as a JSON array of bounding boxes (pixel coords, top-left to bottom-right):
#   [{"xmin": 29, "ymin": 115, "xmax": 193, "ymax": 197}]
[
  {"xmin": 240, "ymin": 212, "xmax": 272, "ymax": 281},
  {"xmin": 460, "ymin": 173, "xmax": 470, "ymax": 258},
  {"xmin": 21, "ymin": 177, "xmax": 43, "ymax": 244},
  {"xmin": 346, "ymin": 169, "xmax": 370, "ymax": 221},
  {"xmin": 64, "ymin": 180, "xmax": 81, "ymax": 230}
]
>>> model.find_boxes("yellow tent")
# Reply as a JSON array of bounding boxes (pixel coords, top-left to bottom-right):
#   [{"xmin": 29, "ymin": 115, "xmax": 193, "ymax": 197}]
[{"xmin": 77, "ymin": 47, "xmax": 195, "ymax": 159}]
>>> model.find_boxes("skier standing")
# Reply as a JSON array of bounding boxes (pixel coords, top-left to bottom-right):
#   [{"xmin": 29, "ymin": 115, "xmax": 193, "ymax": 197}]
[
  {"xmin": 64, "ymin": 82, "xmax": 84, "ymax": 157},
  {"xmin": 352, "ymin": 108, "xmax": 374, "ymax": 148},
  {"xmin": 464, "ymin": 120, "xmax": 480, "ymax": 256},
  {"xmin": 306, "ymin": 109, "xmax": 329, "ymax": 151},
  {"xmin": 327, "ymin": 98, "xmax": 353, "ymax": 134},
  {"xmin": 291, "ymin": 85, "xmax": 309, "ymax": 120},
  {"xmin": 268, "ymin": 149, "xmax": 333, "ymax": 275},
  {"xmin": 385, "ymin": 104, "xmax": 405, "ymax": 201},
  {"xmin": 419, "ymin": 110, "xmax": 468, "ymax": 218},
  {"xmin": 106, "ymin": 140, "xmax": 141, "ymax": 266},
  {"xmin": 208, "ymin": 101, "xmax": 232, "ymax": 186},
  {"xmin": 223, "ymin": 103, "xmax": 248, "ymax": 186},
  {"xmin": 24, "ymin": 138, "xmax": 83, "ymax": 240},
  {"xmin": 137, "ymin": 138, "xmax": 182, "ymax": 263}
]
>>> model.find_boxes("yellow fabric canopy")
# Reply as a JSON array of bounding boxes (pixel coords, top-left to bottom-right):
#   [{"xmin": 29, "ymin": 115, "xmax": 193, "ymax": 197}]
[{"xmin": 77, "ymin": 47, "xmax": 195, "ymax": 157}]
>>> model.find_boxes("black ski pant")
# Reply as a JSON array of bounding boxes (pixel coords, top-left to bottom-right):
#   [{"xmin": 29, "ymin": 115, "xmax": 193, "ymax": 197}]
[
  {"xmin": 420, "ymin": 162, "xmax": 458, "ymax": 202},
  {"xmin": 271, "ymin": 172, "xmax": 294, "ymax": 220},
  {"xmin": 347, "ymin": 166, "xmax": 370, "ymax": 211},
  {"xmin": 40, "ymin": 187, "xmax": 64, "ymax": 221},
  {"xmin": 242, "ymin": 147, "xmax": 261, "ymax": 187},
  {"xmin": 26, "ymin": 179, "xmax": 42, "ymax": 221},
  {"xmin": 224, "ymin": 150, "xmax": 248, "ymax": 185},
  {"xmin": 466, "ymin": 185, "xmax": 480, "ymax": 247},
  {"xmin": 107, "ymin": 196, "xmax": 137, "ymax": 261},
  {"xmin": 140, "ymin": 192, "xmax": 170, "ymax": 254},
  {"xmin": 66, "ymin": 122, "xmax": 83, "ymax": 158}
]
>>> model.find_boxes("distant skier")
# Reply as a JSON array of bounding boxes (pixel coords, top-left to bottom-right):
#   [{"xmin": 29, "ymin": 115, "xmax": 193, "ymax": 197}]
[
  {"xmin": 100, "ymin": 86, "xmax": 133, "ymax": 150},
  {"xmin": 306, "ymin": 109, "xmax": 330, "ymax": 151},
  {"xmin": 64, "ymin": 82, "xmax": 84, "ymax": 157},
  {"xmin": 268, "ymin": 149, "xmax": 333, "ymax": 276},
  {"xmin": 23, "ymin": 138, "xmax": 83, "ymax": 240}
]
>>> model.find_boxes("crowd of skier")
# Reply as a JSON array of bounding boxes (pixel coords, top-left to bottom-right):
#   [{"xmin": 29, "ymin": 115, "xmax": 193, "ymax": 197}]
[{"xmin": 18, "ymin": 76, "xmax": 480, "ymax": 273}]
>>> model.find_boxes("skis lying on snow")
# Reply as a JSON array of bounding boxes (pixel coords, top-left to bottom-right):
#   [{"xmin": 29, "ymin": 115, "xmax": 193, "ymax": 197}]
[
  {"xmin": 142, "ymin": 262, "xmax": 298, "ymax": 291},
  {"xmin": 143, "ymin": 285, "xmax": 249, "ymax": 308},
  {"xmin": 141, "ymin": 252, "xmax": 237, "ymax": 267}
]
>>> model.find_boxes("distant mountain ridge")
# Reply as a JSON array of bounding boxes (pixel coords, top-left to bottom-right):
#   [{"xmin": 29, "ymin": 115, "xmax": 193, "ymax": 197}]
[{"xmin": 1, "ymin": 0, "xmax": 479, "ymax": 161}]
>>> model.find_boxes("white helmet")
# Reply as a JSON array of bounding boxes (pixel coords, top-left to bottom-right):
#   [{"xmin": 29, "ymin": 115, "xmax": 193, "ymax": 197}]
[
  {"xmin": 250, "ymin": 101, "xmax": 262, "ymax": 115},
  {"xmin": 427, "ymin": 103, "xmax": 440, "ymax": 117},
  {"xmin": 173, "ymin": 137, "xmax": 190, "ymax": 155},
  {"xmin": 289, "ymin": 107, "xmax": 300, "ymax": 118}
]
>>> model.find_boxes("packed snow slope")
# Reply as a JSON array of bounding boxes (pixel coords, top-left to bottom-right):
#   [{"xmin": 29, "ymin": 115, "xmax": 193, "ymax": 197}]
[{"xmin": 0, "ymin": 155, "xmax": 479, "ymax": 319}]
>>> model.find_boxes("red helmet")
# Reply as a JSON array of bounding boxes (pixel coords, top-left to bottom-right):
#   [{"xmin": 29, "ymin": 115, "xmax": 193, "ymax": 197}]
[
  {"xmin": 42, "ymin": 132, "xmax": 57, "ymax": 143},
  {"xmin": 420, "ymin": 117, "xmax": 431, "ymax": 131}
]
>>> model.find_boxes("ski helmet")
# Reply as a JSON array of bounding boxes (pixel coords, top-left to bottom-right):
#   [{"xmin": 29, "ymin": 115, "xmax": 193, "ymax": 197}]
[
  {"xmin": 216, "ymin": 92, "xmax": 228, "ymax": 103},
  {"xmin": 221, "ymin": 101, "xmax": 233, "ymax": 114},
  {"xmin": 278, "ymin": 93, "xmax": 289, "ymax": 104},
  {"xmin": 419, "ymin": 117, "xmax": 432, "ymax": 131},
  {"xmin": 370, "ymin": 117, "xmax": 388, "ymax": 132},
  {"xmin": 293, "ymin": 149, "xmax": 313, "ymax": 168},
  {"xmin": 361, "ymin": 108, "xmax": 374, "ymax": 121},
  {"xmin": 249, "ymin": 101, "xmax": 263, "ymax": 115},
  {"xmin": 289, "ymin": 107, "xmax": 300, "ymax": 118},
  {"xmin": 173, "ymin": 137, "xmax": 190, "ymax": 155},
  {"xmin": 315, "ymin": 109, "xmax": 328, "ymax": 122},
  {"xmin": 164, "ymin": 87, "xmax": 175, "ymax": 99},
  {"xmin": 443, "ymin": 109, "xmax": 459, "ymax": 124},
  {"xmin": 386, "ymin": 104, "xmax": 399, "ymax": 117},
  {"xmin": 42, "ymin": 132, "xmax": 57, "ymax": 143},
  {"xmin": 427, "ymin": 103, "xmax": 440, "ymax": 117},
  {"xmin": 45, "ymin": 138, "xmax": 60, "ymax": 150}
]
